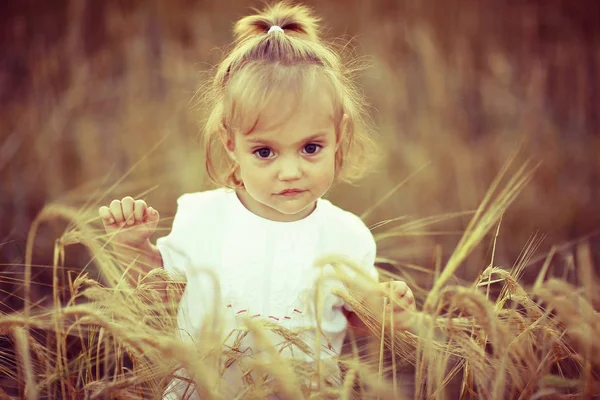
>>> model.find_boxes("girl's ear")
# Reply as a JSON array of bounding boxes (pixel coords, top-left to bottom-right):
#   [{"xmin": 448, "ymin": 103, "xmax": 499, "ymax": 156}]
[
  {"xmin": 336, "ymin": 113, "xmax": 349, "ymax": 151},
  {"xmin": 219, "ymin": 128, "xmax": 237, "ymax": 162}
]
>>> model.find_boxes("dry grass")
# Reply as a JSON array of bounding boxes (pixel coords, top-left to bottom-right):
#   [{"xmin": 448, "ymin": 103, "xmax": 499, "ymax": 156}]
[
  {"xmin": 1, "ymin": 0, "xmax": 600, "ymax": 398},
  {"xmin": 1, "ymin": 158, "xmax": 599, "ymax": 399}
]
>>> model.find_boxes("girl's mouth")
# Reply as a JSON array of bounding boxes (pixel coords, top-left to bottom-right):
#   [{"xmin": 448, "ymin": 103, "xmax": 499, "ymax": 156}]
[{"xmin": 278, "ymin": 189, "xmax": 305, "ymax": 196}]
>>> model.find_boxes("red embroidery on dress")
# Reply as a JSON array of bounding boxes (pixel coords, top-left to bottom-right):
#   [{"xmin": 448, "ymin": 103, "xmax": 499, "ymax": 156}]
[
  {"xmin": 236, "ymin": 309, "xmax": 248, "ymax": 315},
  {"xmin": 268, "ymin": 316, "xmax": 279, "ymax": 321},
  {"xmin": 293, "ymin": 309, "xmax": 302, "ymax": 314},
  {"xmin": 284, "ymin": 316, "xmax": 291, "ymax": 320},
  {"xmin": 251, "ymin": 313, "xmax": 261, "ymax": 318}
]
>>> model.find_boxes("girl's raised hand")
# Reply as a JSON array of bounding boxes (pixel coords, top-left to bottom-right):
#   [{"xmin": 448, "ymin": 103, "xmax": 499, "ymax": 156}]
[
  {"xmin": 380, "ymin": 280, "xmax": 416, "ymax": 331},
  {"xmin": 98, "ymin": 196, "xmax": 160, "ymax": 248}
]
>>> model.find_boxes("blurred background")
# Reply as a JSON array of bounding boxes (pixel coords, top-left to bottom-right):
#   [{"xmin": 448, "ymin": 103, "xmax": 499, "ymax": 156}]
[{"xmin": 1, "ymin": 0, "xmax": 599, "ymax": 312}]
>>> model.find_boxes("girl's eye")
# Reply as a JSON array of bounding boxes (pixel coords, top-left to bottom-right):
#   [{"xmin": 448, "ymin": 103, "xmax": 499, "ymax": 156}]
[
  {"xmin": 303, "ymin": 143, "xmax": 322, "ymax": 155},
  {"xmin": 254, "ymin": 148, "xmax": 274, "ymax": 159}
]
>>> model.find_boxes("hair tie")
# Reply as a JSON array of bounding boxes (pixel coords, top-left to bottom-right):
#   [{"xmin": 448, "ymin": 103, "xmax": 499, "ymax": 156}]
[{"xmin": 268, "ymin": 25, "xmax": 284, "ymax": 34}]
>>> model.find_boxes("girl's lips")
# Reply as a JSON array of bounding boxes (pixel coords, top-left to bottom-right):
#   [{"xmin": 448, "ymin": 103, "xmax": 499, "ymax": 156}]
[{"xmin": 278, "ymin": 189, "xmax": 305, "ymax": 196}]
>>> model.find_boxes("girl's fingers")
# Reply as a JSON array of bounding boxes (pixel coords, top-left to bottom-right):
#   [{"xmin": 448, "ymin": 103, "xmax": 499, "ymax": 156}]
[
  {"xmin": 146, "ymin": 207, "xmax": 160, "ymax": 222},
  {"xmin": 398, "ymin": 287, "xmax": 414, "ymax": 302},
  {"xmin": 109, "ymin": 200, "xmax": 125, "ymax": 224},
  {"xmin": 134, "ymin": 199, "xmax": 147, "ymax": 223},
  {"xmin": 392, "ymin": 296, "xmax": 414, "ymax": 312},
  {"xmin": 392, "ymin": 281, "xmax": 409, "ymax": 297},
  {"xmin": 145, "ymin": 207, "xmax": 160, "ymax": 232},
  {"xmin": 121, "ymin": 196, "xmax": 135, "ymax": 225},
  {"xmin": 381, "ymin": 281, "xmax": 409, "ymax": 296},
  {"xmin": 381, "ymin": 281, "xmax": 415, "ymax": 312},
  {"xmin": 98, "ymin": 206, "xmax": 115, "ymax": 225},
  {"xmin": 388, "ymin": 288, "xmax": 415, "ymax": 312}
]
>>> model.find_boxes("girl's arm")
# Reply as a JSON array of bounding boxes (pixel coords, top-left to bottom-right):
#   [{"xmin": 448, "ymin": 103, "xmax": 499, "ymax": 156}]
[{"xmin": 111, "ymin": 239, "xmax": 164, "ymax": 284}]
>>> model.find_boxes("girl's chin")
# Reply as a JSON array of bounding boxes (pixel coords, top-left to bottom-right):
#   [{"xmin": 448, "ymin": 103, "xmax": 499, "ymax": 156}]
[{"xmin": 271, "ymin": 201, "xmax": 316, "ymax": 217}]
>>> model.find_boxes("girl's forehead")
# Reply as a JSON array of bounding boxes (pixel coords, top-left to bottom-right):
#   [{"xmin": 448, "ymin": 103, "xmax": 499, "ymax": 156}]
[
  {"xmin": 225, "ymin": 65, "xmax": 342, "ymax": 135},
  {"xmin": 233, "ymin": 86, "xmax": 338, "ymax": 137},
  {"xmin": 251, "ymin": 89, "xmax": 336, "ymax": 134}
]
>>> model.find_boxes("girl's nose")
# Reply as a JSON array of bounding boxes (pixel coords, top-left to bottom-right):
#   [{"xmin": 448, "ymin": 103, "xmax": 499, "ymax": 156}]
[{"xmin": 278, "ymin": 157, "xmax": 303, "ymax": 181}]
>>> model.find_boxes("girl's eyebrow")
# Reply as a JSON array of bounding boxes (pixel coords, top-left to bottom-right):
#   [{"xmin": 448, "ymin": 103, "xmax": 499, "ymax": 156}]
[{"xmin": 246, "ymin": 132, "xmax": 328, "ymax": 146}]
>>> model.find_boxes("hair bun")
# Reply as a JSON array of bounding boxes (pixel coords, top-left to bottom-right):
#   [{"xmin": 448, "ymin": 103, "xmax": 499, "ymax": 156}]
[{"xmin": 233, "ymin": 2, "xmax": 321, "ymax": 42}]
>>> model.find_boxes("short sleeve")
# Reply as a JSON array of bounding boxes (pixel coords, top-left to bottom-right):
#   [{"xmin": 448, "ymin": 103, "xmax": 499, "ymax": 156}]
[
  {"xmin": 155, "ymin": 194, "xmax": 196, "ymax": 281},
  {"xmin": 359, "ymin": 234, "xmax": 379, "ymax": 282},
  {"xmin": 343, "ymin": 228, "xmax": 379, "ymax": 311}
]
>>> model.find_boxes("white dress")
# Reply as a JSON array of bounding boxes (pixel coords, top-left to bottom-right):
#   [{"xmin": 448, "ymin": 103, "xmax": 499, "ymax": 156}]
[{"xmin": 156, "ymin": 188, "xmax": 378, "ymax": 399}]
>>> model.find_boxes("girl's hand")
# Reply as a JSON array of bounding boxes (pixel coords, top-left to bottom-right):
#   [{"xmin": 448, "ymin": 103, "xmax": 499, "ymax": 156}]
[
  {"xmin": 380, "ymin": 280, "xmax": 416, "ymax": 331},
  {"xmin": 98, "ymin": 197, "xmax": 160, "ymax": 248}
]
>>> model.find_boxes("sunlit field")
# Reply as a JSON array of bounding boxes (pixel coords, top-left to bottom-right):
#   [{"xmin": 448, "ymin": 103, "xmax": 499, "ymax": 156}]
[{"xmin": 1, "ymin": 1, "xmax": 599, "ymax": 398}]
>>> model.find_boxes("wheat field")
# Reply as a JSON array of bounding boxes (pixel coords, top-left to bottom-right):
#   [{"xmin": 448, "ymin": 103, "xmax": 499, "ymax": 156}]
[{"xmin": 1, "ymin": 1, "xmax": 599, "ymax": 398}]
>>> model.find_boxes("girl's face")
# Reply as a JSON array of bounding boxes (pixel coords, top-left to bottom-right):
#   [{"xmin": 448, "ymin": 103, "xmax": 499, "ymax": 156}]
[{"xmin": 223, "ymin": 89, "xmax": 345, "ymax": 222}]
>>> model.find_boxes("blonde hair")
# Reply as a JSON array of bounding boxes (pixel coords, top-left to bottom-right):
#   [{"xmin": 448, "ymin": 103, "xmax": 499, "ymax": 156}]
[{"xmin": 202, "ymin": 2, "xmax": 378, "ymax": 188}]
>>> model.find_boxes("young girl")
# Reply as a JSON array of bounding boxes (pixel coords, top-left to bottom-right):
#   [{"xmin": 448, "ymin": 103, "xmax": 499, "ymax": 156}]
[{"xmin": 99, "ymin": 2, "xmax": 415, "ymax": 398}]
